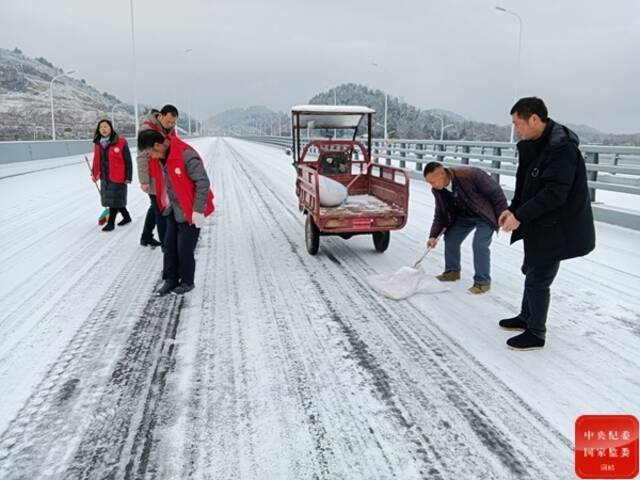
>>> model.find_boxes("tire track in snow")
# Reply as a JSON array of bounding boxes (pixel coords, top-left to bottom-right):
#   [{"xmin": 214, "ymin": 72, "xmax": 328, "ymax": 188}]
[
  {"xmin": 62, "ymin": 294, "xmax": 184, "ymax": 479},
  {"xmin": 226, "ymin": 141, "xmax": 446, "ymax": 478},
  {"xmin": 226, "ymin": 139, "xmax": 571, "ymax": 478},
  {"xmin": 0, "ymin": 246, "xmax": 161, "ymax": 478}
]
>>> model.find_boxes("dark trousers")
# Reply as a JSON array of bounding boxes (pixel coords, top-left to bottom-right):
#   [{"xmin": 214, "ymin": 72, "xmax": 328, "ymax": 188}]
[
  {"xmin": 141, "ymin": 194, "xmax": 167, "ymax": 244},
  {"xmin": 106, "ymin": 207, "xmax": 131, "ymax": 226},
  {"xmin": 519, "ymin": 261, "xmax": 561, "ymax": 340},
  {"xmin": 164, "ymin": 214, "xmax": 200, "ymax": 285}
]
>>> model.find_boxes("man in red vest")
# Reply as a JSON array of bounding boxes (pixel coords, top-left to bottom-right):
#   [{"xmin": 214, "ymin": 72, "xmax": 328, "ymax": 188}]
[
  {"xmin": 137, "ymin": 105, "xmax": 179, "ymax": 249},
  {"xmin": 138, "ymin": 130, "xmax": 215, "ymax": 295}
]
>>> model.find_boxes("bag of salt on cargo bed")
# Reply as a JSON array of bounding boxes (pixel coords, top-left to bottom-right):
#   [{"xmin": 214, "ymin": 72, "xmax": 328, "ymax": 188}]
[{"xmin": 318, "ymin": 175, "xmax": 348, "ymax": 207}]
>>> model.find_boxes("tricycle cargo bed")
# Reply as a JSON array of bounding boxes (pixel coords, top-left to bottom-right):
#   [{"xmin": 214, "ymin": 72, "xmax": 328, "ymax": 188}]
[{"xmin": 319, "ymin": 195, "xmax": 404, "ymax": 217}]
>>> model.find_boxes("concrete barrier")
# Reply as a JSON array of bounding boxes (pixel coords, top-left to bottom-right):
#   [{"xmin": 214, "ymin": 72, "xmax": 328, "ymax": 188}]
[{"xmin": 0, "ymin": 140, "xmax": 94, "ymax": 164}]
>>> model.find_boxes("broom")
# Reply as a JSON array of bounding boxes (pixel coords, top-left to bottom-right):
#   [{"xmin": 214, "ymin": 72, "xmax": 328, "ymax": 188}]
[{"xmin": 84, "ymin": 155, "xmax": 110, "ymax": 226}]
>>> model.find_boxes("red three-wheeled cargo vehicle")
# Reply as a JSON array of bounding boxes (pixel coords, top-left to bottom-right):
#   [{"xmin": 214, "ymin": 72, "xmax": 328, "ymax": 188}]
[{"xmin": 290, "ymin": 105, "xmax": 410, "ymax": 255}]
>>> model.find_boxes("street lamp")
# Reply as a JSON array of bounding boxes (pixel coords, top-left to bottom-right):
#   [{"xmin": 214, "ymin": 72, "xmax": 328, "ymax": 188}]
[
  {"xmin": 370, "ymin": 62, "xmax": 388, "ymax": 141},
  {"xmin": 432, "ymin": 114, "xmax": 454, "ymax": 141},
  {"xmin": 129, "ymin": 0, "xmax": 140, "ymax": 139},
  {"xmin": 50, "ymin": 70, "xmax": 75, "ymax": 141},
  {"xmin": 184, "ymin": 48, "xmax": 193, "ymax": 135},
  {"xmin": 495, "ymin": 5, "xmax": 523, "ymax": 143},
  {"xmin": 334, "ymin": 88, "xmax": 338, "ymax": 139}
]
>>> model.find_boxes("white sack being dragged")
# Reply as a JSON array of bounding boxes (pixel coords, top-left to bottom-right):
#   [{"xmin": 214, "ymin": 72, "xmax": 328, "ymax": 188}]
[
  {"xmin": 318, "ymin": 175, "xmax": 348, "ymax": 207},
  {"xmin": 366, "ymin": 266, "xmax": 449, "ymax": 300}
]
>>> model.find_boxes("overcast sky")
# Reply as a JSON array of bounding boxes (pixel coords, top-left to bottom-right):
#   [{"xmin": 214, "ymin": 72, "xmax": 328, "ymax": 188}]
[{"xmin": 2, "ymin": 0, "xmax": 639, "ymax": 133}]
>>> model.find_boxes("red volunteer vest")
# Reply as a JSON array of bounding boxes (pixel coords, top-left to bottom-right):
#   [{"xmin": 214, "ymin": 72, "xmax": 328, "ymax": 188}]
[
  {"xmin": 93, "ymin": 137, "xmax": 127, "ymax": 183},
  {"xmin": 144, "ymin": 118, "xmax": 176, "ymax": 189},
  {"xmin": 153, "ymin": 137, "xmax": 214, "ymax": 225}
]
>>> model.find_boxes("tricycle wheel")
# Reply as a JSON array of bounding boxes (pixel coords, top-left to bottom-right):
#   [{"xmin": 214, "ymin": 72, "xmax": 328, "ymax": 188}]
[
  {"xmin": 305, "ymin": 215, "xmax": 320, "ymax": 255},
  {"xmin": 372, "ymin": 231, "xmax": 390, "ymax": 252}
]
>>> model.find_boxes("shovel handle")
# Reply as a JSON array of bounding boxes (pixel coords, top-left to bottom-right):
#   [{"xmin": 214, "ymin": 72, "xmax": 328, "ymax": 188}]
[{"xmin": 414, "ymin": 228, "xmax": 447, "ymax": 268}]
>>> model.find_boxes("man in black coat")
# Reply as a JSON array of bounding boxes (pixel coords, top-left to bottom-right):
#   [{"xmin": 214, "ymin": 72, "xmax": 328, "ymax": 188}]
[{"xmin": 499, "ymin": 97, "xmax": 595, "ymax": 350}]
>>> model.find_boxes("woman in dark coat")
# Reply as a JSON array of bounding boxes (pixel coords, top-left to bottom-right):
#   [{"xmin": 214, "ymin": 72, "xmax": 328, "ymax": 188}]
[{"xmin": 92, "ymin": 119, "xmax": 133, "ymax": 231}]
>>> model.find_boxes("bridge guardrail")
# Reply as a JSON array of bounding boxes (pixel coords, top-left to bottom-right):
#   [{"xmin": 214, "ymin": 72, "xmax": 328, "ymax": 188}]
[
  {"xmin": 238, "ymin": 135, "xmax": 640, "ymax": 201},
  {"xmin": 239, "ymin": 135, "xmax": 640, "ymax": 230}
]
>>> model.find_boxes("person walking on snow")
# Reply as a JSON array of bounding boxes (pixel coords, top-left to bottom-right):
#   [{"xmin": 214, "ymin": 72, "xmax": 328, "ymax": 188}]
[
  {"xmin": 499, "ymin": 97, "xmax": 595, "ymax": 351},
  {"xmin": 137, "ymin": 129, "xmax": 214, "ymax": 295},
  {"xmin": 137, "ymin": 105, "xmax": 179, "ymax": 248},
  {"xmin": 91, "ymin": 119, "xmax": 132, "ymax": 232},
  {"xmin": 424, "ymin": 161, "xmax": 509, "ymax": 294}
]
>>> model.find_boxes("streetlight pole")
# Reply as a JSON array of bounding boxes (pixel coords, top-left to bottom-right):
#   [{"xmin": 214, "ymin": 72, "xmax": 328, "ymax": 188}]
[
  {"xmin": 129, "ymin": 0, "xmax": 140, "ymax": 139},
  {"xmin": 334, "ymin": 88, "xmax": 338, "ymax": 139},
  {"xmin": 370, "ymin": 62, "xmax": 388, "ymax": 142},
  {"xmin": 495, "ymin": 5, "xmax": 523, "ymax": 143},
  {"xmin": 49, "ymin": 70, "xmax": 75, "ymax": 141},
  {"xmin": 433, "ymin": 114, "xmax": 454, "ymax": 141},
  {"xmin": 184, "ymin": 48, "xmax": 193, "ymax": 136}
]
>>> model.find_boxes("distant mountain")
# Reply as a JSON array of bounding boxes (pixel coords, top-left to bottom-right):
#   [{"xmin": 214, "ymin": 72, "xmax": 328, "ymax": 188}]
[
  {"xmin": 308, "ymin": 83, "xmax": 510, "ymax": 141},
  {"xmin": 426, "ymin": 108, "xmax": 466, "ymax": 124},
  {"xmin": 0, "ymin": 47, "xmax": 197, "ymax": 141},
  {"xmin": 196, "ymin": 80, "xmax": 640, "ymax": 145},
  {"xmin": 309, "ymin": 84, "xmax": 640, "ymax": 145},
  {"xmin": 565, "ymin": 123, "xmax": 640, "ymax": 146},
  {"xmin": 205, "ymin": 105, "xmax": 288, "ymax": 136}
]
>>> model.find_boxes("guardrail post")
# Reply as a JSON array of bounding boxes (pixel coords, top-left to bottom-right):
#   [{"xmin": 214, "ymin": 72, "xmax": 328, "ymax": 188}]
[
  {"xmin": 585, "ymin": 151, "xmax": 599, "ymax": 202},
  {"xmin": 372, "ymin": 141, "xmax": 379, "ymax": 164},
  {"xmin": 492, "ymin": 147, "xmax": 502, "ymax": 183},
  {"xmin": 612, "ymin": 153, "xmax": 620, "ymax": 175},
  {"xmin": 399, "ymin": 142, "xmax": 406, "ymax": 168},
  {"xmin": 386, "ymin": 142, "xmax": 392, "ymax": 166},
  {"xmin": 462, "ymin": 145, "xmax": 470, "ymax": 165},
  {"xmin": 416, "ymin": 143, "xmax": 424, "ymax": 172},
  {"xmin": 437, "ymin": 143, "xmax": 445, "ymax": 163}
]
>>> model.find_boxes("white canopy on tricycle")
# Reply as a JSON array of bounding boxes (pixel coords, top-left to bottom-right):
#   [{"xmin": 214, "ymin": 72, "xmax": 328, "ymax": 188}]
[{"xmin": 291, "ymin": 105, "xmax": 375, "ymax": 129}]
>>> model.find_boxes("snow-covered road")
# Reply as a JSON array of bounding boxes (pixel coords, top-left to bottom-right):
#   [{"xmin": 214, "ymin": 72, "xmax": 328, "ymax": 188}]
[{"xmin": 0, "ymin": 137, "xmax": 638, "ymax": 479}]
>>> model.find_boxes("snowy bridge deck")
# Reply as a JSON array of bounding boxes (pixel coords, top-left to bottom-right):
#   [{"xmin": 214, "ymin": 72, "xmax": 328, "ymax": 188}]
[{"xmin": 0, "ymin": 138, "xmax": 638, "ymax": 479}]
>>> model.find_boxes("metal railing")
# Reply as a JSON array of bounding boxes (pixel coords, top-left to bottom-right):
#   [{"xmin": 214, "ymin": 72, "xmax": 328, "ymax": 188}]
[{"xmin": 238, "ymin": 135, "xmax": 640, "ymax": 202}]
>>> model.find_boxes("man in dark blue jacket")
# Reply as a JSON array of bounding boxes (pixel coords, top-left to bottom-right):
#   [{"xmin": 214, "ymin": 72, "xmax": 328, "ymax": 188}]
[
  {"xmin": 425, "ymin": 162, "xmax": 509, "ymax": 294},
  {"xmin": 500, "ymin": 97, "xmax": 595, "ymax": 350}
]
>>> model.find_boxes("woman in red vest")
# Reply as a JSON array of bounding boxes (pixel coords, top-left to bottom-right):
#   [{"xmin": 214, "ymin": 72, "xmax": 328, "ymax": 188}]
[
  {"xmin": 92, "ymin": 119, "xmax": 133, "ymax": 231},
  {"xmin": 137, "ymin": 129, "xmax": 214, "ymax": 295}
]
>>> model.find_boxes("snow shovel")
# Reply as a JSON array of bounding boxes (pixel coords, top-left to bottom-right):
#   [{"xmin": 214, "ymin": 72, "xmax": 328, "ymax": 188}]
[
  {"xmin": 366, "ymin": 229, "xmax": 447, "ymax": 300},
  {"xmin": 84, "ymin": 156, "xmax": 110, "ymax": 226}
]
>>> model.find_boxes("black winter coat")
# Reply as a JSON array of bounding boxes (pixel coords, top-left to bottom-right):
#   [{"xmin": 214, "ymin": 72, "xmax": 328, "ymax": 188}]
[
  {"xmin": 509, "ymin": 120, "xmax": 595, "ymax": 266},
  {"xmin": 96, "ymin": 135, "xmax": 132, "ymax": 208}
]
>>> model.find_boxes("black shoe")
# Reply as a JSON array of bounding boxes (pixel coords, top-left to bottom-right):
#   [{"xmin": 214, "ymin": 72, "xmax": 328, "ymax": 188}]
[
  {"xmin": 506, "ymin": 330, "xmax": 545, "ymax": 351},
  {"xmin": 117, "ymin": 217, "xmax": 132, "ymax": 226},
  {"xmin": 499, "ymin": 315, "xmax": 527, "ymax": 330},
  {"xmin": 140, "ymin": 237, "xmax": 162, "ymax": 248},
  {"xmin": 157, "ymin": 279, "xmax": 178, "ymax": 296},
  {"xmin": 102, "ymin": 223, "xmax": 115, "ymax": 232},
  {"xmin": 172, "ymin": 283, "xmax": 194, "ymax": 295}
]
